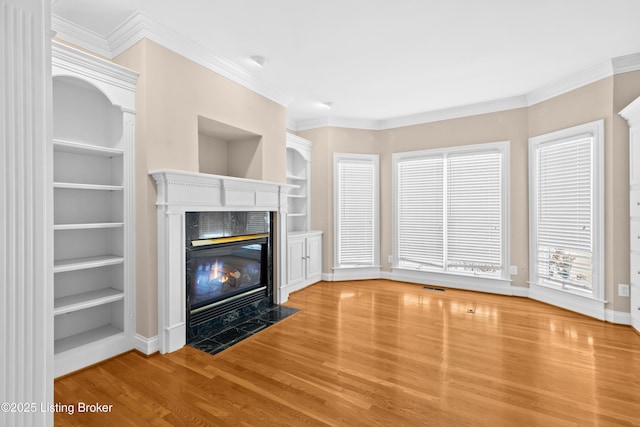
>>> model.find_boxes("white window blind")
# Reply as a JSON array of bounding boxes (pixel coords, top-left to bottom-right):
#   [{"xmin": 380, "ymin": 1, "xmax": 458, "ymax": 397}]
[
  {"xmin": 535, "ymin": 136, "xmax": 593, "ymax": 291},
  {"xmin": 394, "ymin": 142, "xmax": 508, "ymax": 279},
  {"xmin": 447, "ymin": 152, "xmax": 503, "ymax": 273},
  {"xmin": 335, "ymin": 155, "xmax": 378, "ymax": 267},
  {"xmin": 397, "ymin": 156, "xmax": 444, "ymax": 269}
]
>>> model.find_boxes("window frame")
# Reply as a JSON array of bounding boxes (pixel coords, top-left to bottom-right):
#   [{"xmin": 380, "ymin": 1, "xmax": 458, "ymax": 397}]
[
  {"xmin": 528, "ymin": 119, "xmax": 605, "ymax": 302},
  {"xmin": 392, "ymin": 141, "xmax": 510, "ymax": 283},
  {"xmin": 333, "ymin": 153, "xmax": 380, "ymax": 278}
]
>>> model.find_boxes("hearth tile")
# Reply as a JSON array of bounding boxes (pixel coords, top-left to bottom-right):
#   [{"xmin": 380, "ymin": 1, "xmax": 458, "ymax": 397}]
[
  {"xmin": 191, "ymin": 338, "xmax": 228, "ymax": 355},
  {"xmin": 221, "ymin": 310, "xmax": 241, "ymax": 324},
  {"xmin": 210, "ymin": 327, "xmax": 252, "ymax": 346},
  {"xmin": 188, "ymin": 303, "xmax": 300, "ymax": 354},
  {"xmin": 239, "ymin": 318, "xmax": 270, "ymax": 334},
  {"xmin": 258, "ymin": 305, "xmax": 299, "ymax": 323},
  {"xmin": 191, "ymin": 317, "xmax": 225, "ymax": 338}
]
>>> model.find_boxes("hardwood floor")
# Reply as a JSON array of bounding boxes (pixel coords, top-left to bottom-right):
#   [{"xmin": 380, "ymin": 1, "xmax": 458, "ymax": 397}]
[{"xmin": 54, "ymin": 280, "xmax": 640, "ymax": 426}]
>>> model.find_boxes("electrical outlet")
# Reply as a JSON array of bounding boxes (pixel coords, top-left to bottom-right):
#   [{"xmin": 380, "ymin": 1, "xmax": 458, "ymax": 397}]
[
  {"xmin": 618, "ymin": 284, "xmax": 630, "ymax": 297},
  {"xmin": 509, "ymin": 265, "xmax": 518, "ymax": 275}
]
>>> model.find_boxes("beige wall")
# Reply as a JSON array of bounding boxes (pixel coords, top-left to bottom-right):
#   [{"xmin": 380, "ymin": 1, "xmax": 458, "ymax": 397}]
[
  {"xmin": 529, "ymin": 77, "xmax": 620, "ymax": 308},
  {"xmin": 297, "ymin": 127, "xmax": 380, "ymax": 272},
  {"xmin": 300, "ymin": 109, "xmax": 529, "ymax": 284},
  {"xmin": 112, "ymin": 37, "xmax": 640, "ymax": 336},
  {"xmin": 380, "ymin": 109, "xmax": 530, "ymax": 286},
  {"xmin": 198, "ymin": 134, "xmax": 229, "ymax": 175},
  {"xmin": 114, "ymin": 39, "xmax": 287, "ymax": 337},
  {"xmin": 301, "ymin": 74, "xmax": 640, "ymax": 313}
]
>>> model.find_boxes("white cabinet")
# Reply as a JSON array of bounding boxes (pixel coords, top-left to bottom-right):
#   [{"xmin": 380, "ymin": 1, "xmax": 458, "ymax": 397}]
[
  {"xmin": 285, "ymin": 231, "xmax": 323, "ymax": 299},
  {"xmin": 620, "ymin": 96, "xmax": 640, "ymax": 334},
  {"xmin": 52, "ymin": 42, "xmax": 138, "ymax": 377}
]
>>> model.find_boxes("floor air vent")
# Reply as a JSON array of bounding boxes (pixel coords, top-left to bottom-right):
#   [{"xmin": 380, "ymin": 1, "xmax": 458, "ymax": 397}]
[{"xmin": 423, "ymin": 286, "xmax": 445, "ymax": 292}]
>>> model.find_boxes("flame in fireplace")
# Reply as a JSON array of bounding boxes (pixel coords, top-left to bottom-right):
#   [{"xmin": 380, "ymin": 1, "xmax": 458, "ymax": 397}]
[{"xmin": 210, "ymin": 260, "xmax": 220, "ymax": 281}]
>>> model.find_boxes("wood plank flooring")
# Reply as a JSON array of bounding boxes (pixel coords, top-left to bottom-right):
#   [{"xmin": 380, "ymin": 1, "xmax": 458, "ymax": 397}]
[{"xmin": 54, "ymin": 280, "xmax": 640, "ymax": 426}]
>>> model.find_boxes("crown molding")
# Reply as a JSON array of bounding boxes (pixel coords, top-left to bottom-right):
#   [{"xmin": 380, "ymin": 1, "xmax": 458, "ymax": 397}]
[
  {"xmin": 50, "ymin": 12, "xmax": 290, "ymax": 108},
  {"xmin": 612, "ymin": 52, "xmax": 640, "ymax": 74},
  {"xmin": 51, "ymin": 14, "xmax": 113, "ymax": 59},
  {"xmin": 292, "ymin": 96, "xmax": 529, "ymax": 131},
  {"xmin": 379, "ymin": 96, "xmax": 529, "ymax": 130},
  {"xmin": 293, "ymin": 53, "xmax": 640, "ymax": 131},
  {"xmin": 294, "ymin": 116, "xmax": 381, "ymax": 132},
  {"xmin": 52, "ymin": 41, "xmax": 139, "ymax": 91},
  {"xmin": 327, "ymin": 116, "xmax": 382, "ymax": 130},
  {"xmin": 50, "ymin": 12, "xmax": 640, "ymax": 132},
  {"xmin": 526, "ymin": 60, "xmax": 613, "ymax": 106},
  {"xmin": 107, "ymin": 11, "xmax": 291, "ymax": 108}
]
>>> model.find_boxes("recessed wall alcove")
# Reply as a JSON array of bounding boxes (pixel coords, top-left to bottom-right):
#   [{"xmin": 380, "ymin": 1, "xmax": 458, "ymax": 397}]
[{"xmin": 198, "ymin": 116, "xmax": 263, "ymax": 180}]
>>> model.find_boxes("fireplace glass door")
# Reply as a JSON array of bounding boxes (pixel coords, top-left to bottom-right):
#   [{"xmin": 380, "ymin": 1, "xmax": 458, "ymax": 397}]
[{"xmin": 187, "ymin": 237, "xmax": 267, "ymax": 312}]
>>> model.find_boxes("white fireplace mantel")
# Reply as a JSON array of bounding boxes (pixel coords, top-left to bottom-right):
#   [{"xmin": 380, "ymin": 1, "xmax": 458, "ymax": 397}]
[{"xmin": 149, "ymin": 169, "xmax": 294, "ymax": 354}]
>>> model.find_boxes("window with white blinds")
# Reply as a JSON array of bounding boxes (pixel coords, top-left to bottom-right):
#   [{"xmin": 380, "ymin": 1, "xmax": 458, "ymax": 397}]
[
  {"xmin": 397, "ymin": 156, "xmax": 444, "ymax": 269},
  {"xmin": 393, "ymin": 141, "xmax": 509, "ymax": 279},
  {"xmin": 529, "ymin": 120, "xmax": 604, "ymax": 298},
  {"xmin": 334, "ymin": 153, "xmax": 379, "ymax": 268},
  {"xmin": 447, "ymin": 151, "xmax": 503, "ymax": 273}
]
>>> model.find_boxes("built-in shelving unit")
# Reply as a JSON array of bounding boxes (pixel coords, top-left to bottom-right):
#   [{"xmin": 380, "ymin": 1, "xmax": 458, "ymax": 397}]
[
  {"xmin": 286, "ymin": 134, "xmax": 314, "ymax": 232},
  {"xmin": 284, "ymin": 133, "xmax": 323, "ymax": 300},
  {"xmin": 52, "ymin": 41, "xmax": 138, "ymax": 377}
]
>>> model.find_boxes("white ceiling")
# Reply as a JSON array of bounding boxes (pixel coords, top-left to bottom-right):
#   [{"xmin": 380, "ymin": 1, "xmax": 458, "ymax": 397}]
[{"xmin": 52, "ymin": 0, "xmax": 640, "ymax": 127}]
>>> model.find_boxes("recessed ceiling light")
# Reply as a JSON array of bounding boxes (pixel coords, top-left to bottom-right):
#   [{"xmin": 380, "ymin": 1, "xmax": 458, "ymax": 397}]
[{"xmin": 249, "ymin": 55, "xmax": 267, "ymax": 68}]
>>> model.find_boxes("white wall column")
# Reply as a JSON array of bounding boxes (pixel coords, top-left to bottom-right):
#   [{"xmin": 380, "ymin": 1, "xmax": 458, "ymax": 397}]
[{"xmin": 1, "ymin": 0, "xmax": 53, "ymax": 426}]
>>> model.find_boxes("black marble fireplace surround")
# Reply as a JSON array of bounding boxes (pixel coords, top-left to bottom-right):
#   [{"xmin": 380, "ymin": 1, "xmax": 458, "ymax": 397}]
[{"xmin": 185, "ymin": 211, "xmax": 298, "ymax": 355}]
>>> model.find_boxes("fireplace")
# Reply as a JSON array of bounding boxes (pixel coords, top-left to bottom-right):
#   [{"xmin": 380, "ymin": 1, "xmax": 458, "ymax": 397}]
[
  {"xmin": 185, "ymin": 211, "xmax": 273, "ymax": 341},
  {"xmin": 150, "ymin": 169, "xmax": 293, "ymax": 354}
]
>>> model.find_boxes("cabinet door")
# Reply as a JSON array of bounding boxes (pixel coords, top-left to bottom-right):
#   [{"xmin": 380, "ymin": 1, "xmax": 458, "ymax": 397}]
[
  {"xmin": 306, "ymin": 234, "xmax": 322, "ymax": 280},
  {"xmin": 287, "ymin": 238, "xmax": 306, "ymax": 285}
]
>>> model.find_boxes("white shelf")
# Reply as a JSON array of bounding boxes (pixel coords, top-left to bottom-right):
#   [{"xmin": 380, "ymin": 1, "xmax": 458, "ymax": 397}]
[
  {"xmin": 54, "ymin": 255, "xmax": 124, "ymax": 273},
  {"xmin": 54, "ymin": 324, "xmax": 124, "ymax": 355},
  {"xmin": 53, "ymin": 139, "xmax": 123, "ymax": 157},
  {"xmin": 286, "ymin": 174, "xmax": 306, "ymax": 181},
  {"xmin": 54, "ymin": 182, "xmax": 123, "ymax": 191},
  {"xmin": 52, "ymin": 41, "xmax": 136, "ymax": 377},
  {"xmin": 54, "ymin": 222, "xmax": 124, "ymax": 230},
  {"xmin": 54, "ymin": 287, "xmax": 124, "ymax": 316}
]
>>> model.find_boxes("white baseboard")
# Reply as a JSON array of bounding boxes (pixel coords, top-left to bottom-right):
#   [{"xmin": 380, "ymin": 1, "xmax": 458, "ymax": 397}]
[
  {"xmin": 326, "ymin": 267, "xmax": 382, "ymax": 281},
  {"xmin": 605, "ymin": 309, "xmax": 632, "ymax": 325},
  {"xmin": 529, "ymin": 283, "xmax": 607, "ymax": 321},
  {"xmin": 134, "ymin": 334, "xmax": 159, "ymax": 355},
  {"xmin": 388, "ymin": 269, "xmax": 517, "ymax": 296},
  {"xmin": 510, "ymin": 286, "xmax": 530, "ymax": 297}
]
